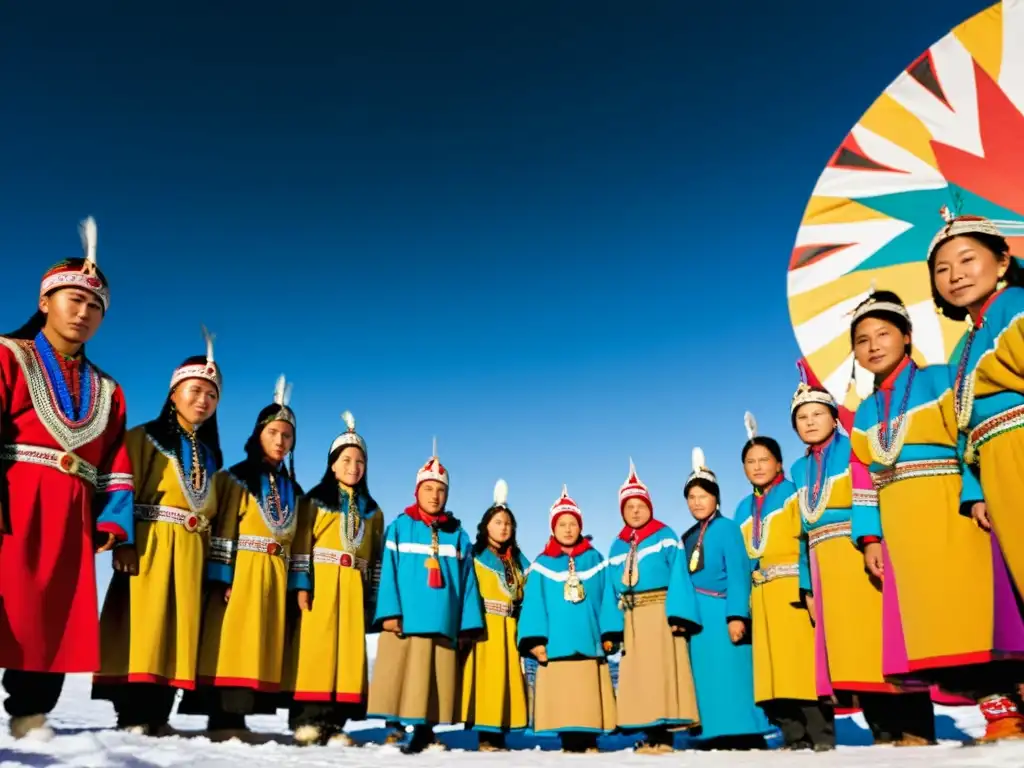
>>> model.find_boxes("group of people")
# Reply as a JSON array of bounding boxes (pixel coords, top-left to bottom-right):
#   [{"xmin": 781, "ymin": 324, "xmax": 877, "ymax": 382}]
[{"xmin": 1, "ymin": 209, "xmax": 1024, "ymax": 754}]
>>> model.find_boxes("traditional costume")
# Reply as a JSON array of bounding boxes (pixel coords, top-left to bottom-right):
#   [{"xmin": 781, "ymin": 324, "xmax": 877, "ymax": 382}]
[
  {"xmin": 459, "ymin": 480, "xmax": 530, "ymax": 744},
  {"xmin": 734, "ymin": 416, "xmax": 828, "ymax": 749},
  {"xmin": 92, "ymin": 331, "xmax": 224, "ymax": 733},
  {"xmin": 180, "ymin": 376, "xmax": 312, "ymax": 733},
  {"xmin": 667, "ymin": 449, "xmax": 771, "ymax": 748},
  {"xmin": 600, "ymin": 460, "xmax": 699, "ymax": 750},
  {"xmin": 928, "ymin": 211, "xmax": 1024, "ymax": 738},
  {"xmin": 287, "ymin": 411, "xmax": 385, "ymax": 745},
  {"xmin": 366, "ymin": 444, "xmax": 483, "ymax": 749},
  {"xmin": 517, "ymin": 486, "xmax": 616, "ymax": 750},
  {"xmin": 0, "ymin": 218, "xmax": 134, "ymax": 737},
  {"xmin": 849, "ymin": 289, "xmax": 1022, "ymax": 742}
]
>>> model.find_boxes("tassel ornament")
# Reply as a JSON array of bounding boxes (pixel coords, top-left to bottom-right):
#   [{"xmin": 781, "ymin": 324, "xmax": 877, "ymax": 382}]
[{"xmin": 425, "ymin": 526, "xmax": 445, "ymax": 589}]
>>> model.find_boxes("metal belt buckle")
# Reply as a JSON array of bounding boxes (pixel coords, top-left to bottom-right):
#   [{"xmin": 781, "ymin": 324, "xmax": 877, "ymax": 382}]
[
  {"xmin": 266, "ymin": 541, "xmax": 282, "ymax": 556},
  {"xmin": 340, "ymin": 553, "xmax": 353, "ymax": 567},
  {"xmin": 183, "ymin": 514, "xmax": 209, "ymax": 533},
  {"xmin": 56, "ymin": 451, "xmax": 80, "ymax": 476}
]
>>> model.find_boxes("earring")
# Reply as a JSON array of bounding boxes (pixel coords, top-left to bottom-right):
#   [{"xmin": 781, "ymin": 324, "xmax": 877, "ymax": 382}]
[{"xmin": 998, "ymin": 273, "xmax": 1008, "ymax": 291}]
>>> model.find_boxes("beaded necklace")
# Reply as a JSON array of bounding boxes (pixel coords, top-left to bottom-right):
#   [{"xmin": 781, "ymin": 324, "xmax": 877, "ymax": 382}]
[
  {"xmin": 339, "ymin": 484, "xmax": 364, "ymax": 552},
  {"xmin": 622, "ymin": 529, "xmax": 640, "ymax": 587},
  {"xmin": 35, "ymin": 332, "xmax": 91, "ymax": 421},
  {"xmin": 954, "ymin": 330, "xmax": 979, "ymax": 432},
  {"xmin": 261, "ymin": 470, "xmax": 295, "ymax": 536},
  {"xmin": 869, "ymin": 360, "xmax": 916, "ymax": 467},
  {"xmin": 688, "ymin": 515, "xmax": 713, "ymax": 573},
  {"xmin": 185, "ymin": 428, "xmax": 206, "ymax": 492},
  {"xmin": 801, "ymin": 438, "xmax": 834, "ymax": 525}
]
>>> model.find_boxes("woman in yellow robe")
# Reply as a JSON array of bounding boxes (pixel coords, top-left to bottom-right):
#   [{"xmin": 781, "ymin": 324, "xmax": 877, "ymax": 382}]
[
  {"xmin": 178, "ymin": 376, "xmax": 312, "ymax": 738},
  {"xmin": 459, "ymin": 479, "xmax": 529, "ymax": 751},
  {"xmin": 735, "ymin": 416, "xmax": 831, "ymax": 751},
  {"xmin": 287, "ymin": 411, "xmax": 385, "ymax": 746},
  {"xmin": 92, "ymin": 339, "xmax": 224, "ymax": 735}
]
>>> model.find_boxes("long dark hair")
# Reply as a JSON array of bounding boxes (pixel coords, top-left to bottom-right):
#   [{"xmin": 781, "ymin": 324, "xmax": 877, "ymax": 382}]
[
  {"xmin": 741, "ymin": 436, "xmax": 783, "ymax": 464},
  {"xmin": 306, "ymin": 443, "xmax": 378, "ymax": 513},
  {"xmin": 231, "ymin": 403, "xmax": 301, "ymax": 498},
  {"xmin": 5, "ymin": 259, "xmax": 111, "ymax": 339},
  {"xmin": 929, "ymin": 232, "xmax": 1023, "ymax": 321},
  {"xmin": 472, "ymin": 505, "xmax": 522, "ymax": 558},
  {"xmin": 143, "ymin": 356, "xmax": 224, "ymax": 471}
]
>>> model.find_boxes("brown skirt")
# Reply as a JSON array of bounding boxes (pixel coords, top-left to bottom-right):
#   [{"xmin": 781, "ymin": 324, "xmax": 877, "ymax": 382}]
[
  {"xmin": 367, "ymin": 633, "xmax": 458, "ymax": 725},
  {"xmin": 616, "ymin": 597, "xmax": 699, "ymax": 730},
  {"xmin": 533, "ymin": 658, "xmax": 616, "ymax": 735}
]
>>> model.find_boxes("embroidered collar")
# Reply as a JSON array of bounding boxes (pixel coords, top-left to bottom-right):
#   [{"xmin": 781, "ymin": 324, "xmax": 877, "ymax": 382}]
[
  {"xmin": 617, "ymin": 517, "xmax": 666, "ymax": 543},
  {"xmin": 972, "ymin": 287, "xmax": 1005, "ymax": 329},
  {"xmin": 542, "ymin": 535, "xmax": 592, "ymax": 558}
]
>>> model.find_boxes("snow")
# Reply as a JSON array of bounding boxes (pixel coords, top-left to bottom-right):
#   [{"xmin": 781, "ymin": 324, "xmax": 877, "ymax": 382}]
[{"xmin": 0, "ymin": 676, "xmax": 1022, "ymax": 767}]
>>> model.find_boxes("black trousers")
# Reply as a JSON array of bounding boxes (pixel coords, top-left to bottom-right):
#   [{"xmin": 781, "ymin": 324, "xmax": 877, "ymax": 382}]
[
  {"xmin": 860, "ymin": 691, "xmax": 935, "ymax": 744},
  {"xmin": 763, "ymin": 698, "xmax": 835, "ymax": 748},
  {"xmin": 2, "ymin": 670, "xmax": 65, "ymax": 718},
  {"xmin": 288, "ymin": 701, "xmax": 357, "ymax": 731},
  {"xmin": 97, "ymin": 683, "xmax": 178, "ymax": 729}
]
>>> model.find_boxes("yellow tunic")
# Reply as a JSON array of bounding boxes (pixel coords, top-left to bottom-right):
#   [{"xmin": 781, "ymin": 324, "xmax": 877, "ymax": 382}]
[
  {"xmin": 95, "ymin": 426, "xmax": 218, "ymax": 691},
  {"xmin": 285, "ymin": 486, "xmax": 384, "ymax": 704},
  {"xmin": 737, "ymin": 480, "xmax": 817, "ymax": 704},
  {"xmin": 459, "ymin": 549, "xmax": 529, "ymax": 732},
  {"xmin": 195, "ymin": 469, "xmax": 312, "ymax": 691}
]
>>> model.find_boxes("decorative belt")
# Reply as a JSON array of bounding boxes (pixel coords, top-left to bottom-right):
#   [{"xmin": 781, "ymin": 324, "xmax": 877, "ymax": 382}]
[
  {"xmin": 0, "ymin": 444, "xmax": 97, "ymax": 486},
  {"xmin": 695, "ymin": 587, "xmax": 725, "ymax": 598},
  {"xmin": 618, "ymin": 589, "xmax": 667, "ymax": 611},
  {"xmin": 967, "ymin": 405, "xmax": 1024, "ymax": 465},
  {"xmin": 808, "ymin": 520, "xmax": 851, "ymax": 549},
  {"xmin": 871, "ymin": 458, "xmax": 959, "ymax": 491},
  {"xmin": 752, "ymin": 562, "xmax": 799, "ymax": 586},
  {"xmin": 483, "ymin": 599, "xmax": 520, "ymax": 618},
  {"xmin": 237, "ymin": 535, "xmax": 288, "ymax": 558},
  {"xmin": 312, "ymin": 546, "xmax": 367, "ymax": 573},
  {"xmin": 134, "ymin": 504, "xmax": 209, "ymax": 533}
]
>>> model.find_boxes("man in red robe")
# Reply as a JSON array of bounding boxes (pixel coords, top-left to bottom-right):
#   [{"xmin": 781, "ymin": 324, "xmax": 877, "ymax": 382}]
[{"xmin": 0, "ymin": 217, "xmax": 134, "ymax": 739}]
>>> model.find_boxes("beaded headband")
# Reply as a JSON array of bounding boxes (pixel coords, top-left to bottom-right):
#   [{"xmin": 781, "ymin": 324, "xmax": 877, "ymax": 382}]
[
  {"xmin": 685, "ymin": 447, "xmax": 718, "ymax": 487},
  {"xmin": 169, "ymin": 326, "xmax": 222, "ymax": 393},
  {"xmin": 39, "ymin": 217, "xmax": 110, "ymax": 311},
  {"xmin": 791, "ymin": 381, "xmax": 838, "ymax": 417},
  {"xmin": 329, "ymin": 410, "xmax": 367, "ymax": 458},
  {"xmin": 928, "ymin": 207, "xmax": 1005, "ymax": 259}
]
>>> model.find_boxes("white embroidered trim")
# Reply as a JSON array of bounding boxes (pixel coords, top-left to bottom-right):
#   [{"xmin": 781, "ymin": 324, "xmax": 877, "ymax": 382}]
[
  {"xmin": 96, "ymin": 472, "xmax": 134, "ymax": 491},
  {"xmin": 0, "ymin": 443, "xmax": 99, "ymax": 486},
  {"xmin": 0, "ymin": 337, "xmax": 114, "ymax": 452},
  {"xmin": 526, "ymin": 559, "xmax": 607, "ymax": 582},
  {"xmin": 311, "ymin": 546, "xmax": 368, "ymax": 572},
  {"xmin": 741, "ymin": 506, "xmax": 783, "ymax": 558},
  {"xmin": 607, "ymin": 536, "xmax": 677, "ymax": 566},
  {"xmin": 385, "ymin": 540, "xmax": 461, "ymax": 559}
]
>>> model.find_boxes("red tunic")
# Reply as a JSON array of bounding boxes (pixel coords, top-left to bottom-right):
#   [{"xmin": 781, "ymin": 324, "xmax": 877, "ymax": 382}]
[{"xmin": 0, "ymin": 336, "xmax": 134, "ymax": 673}]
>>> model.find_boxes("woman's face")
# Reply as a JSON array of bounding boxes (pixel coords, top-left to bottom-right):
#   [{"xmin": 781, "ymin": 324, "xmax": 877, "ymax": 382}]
[
  {"xmin": 622, "ymin": 497, "xmax": 652, "ymax": 529},
  {"xmin": 686, "ymin": 486, "xmax": 717, "ymax": 521},
  {"xmin": 171, "ymin": 378, "xmax": 219, "ymax": 426},
  {"xmin": 417, "ymin": 480, "xmax": 448, "ymax": 515},
  {"xmin": 40, "ymin": 288, "xmax": 104, "ymax": 345},
  {"xmin": 553, "ymin": 513, "xmax": 581, "ymax": 546},
  {"xmin": 260, "ymin": 420, "xmax": 295, "ymax": 465},
  {"xmin": 332, "ymin": 445, "xmax": 366, "ymax": 487},
  {"xmin": 932, "ymin": 235, "xmax": 1010, "ymax": 312},
  {"xmin": 794, "ymin": 403, "xmax": 836, "ymax": 446},
  {"xmin": 852, "ymin": 316, "xmax": 908, "ymax": 378},
  {"xmin": 487, "ymin": 510, "xmax": 513, "ymax": 546},
  {"xmin": 743, "ymin": 444, "xmax": 781, "ymax": 487}
]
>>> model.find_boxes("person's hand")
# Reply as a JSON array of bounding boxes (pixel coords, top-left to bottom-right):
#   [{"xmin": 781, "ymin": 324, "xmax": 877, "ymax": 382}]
[
  {"xmin": 671, "ymin": 625, "xmax": 688, "ymax": 637},
  {"xmin": 806, "ymin": 597, "xmax": 817, "ymax": 627},
  {"xmin": 224, "ymin": 586, "xmax": 232, "ymax": 603},
  {"xmin": 531, "ymin": 644, "xmax": 548, "ymax": 663},
  {"xmin": 728, "ymin": 619, "xmax": 746, "ymax": 644},
  {"xmin": 382, "ymin": 617, "xmax": 403, "ymax": 634},
  {"xmin": 297, "ymin": 590, "xmax": 311, "ymax": 611},
  {"xmin": 971, "ymin": 502, "xmax": 992, "ymax": 532},
  {"xmin": 112, "ymin": 546, "xmax": 139, "ymax": 575},
  {"xmin": 95, "ymin": 533, "xmax": 117, "ymax": 553},
  {"xmin": 863, "ymin": 542, "xmax": 885, "ymax": 580}
]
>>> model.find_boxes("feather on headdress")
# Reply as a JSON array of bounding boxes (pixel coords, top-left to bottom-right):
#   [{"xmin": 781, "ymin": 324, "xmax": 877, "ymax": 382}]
[
  {"xmin": 744, "ymin": 411, "xmax": 757, "ymax": 441},
  {"xmin": 493, "ymin": 478, "xmax": 509, "ymax": 509}
]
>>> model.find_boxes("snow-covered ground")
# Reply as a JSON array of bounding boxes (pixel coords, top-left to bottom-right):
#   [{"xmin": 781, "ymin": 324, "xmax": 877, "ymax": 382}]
[{"xmin": 1, "ymin": 675, "xmax": 1023, "ymax": 768}]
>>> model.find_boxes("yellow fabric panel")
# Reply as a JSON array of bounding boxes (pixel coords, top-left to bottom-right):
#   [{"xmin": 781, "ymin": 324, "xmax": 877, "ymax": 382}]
[
  {"xmin": 979, "ymin": 429, "xmax": 1024, "ymax": 599},
  {"xmin": 827, "ymin": 473, "xmax": 852, "ymax": 509},
  {"xmin": 952, "ymin": 2, "xmax": 1003, "ymax": 82},
  {"xmin": 96, "ymin": 427, "xmax": 208, "ymax": 687},
  {"xmin": 751, "ymin": 578, "xmax": 817, "ymax": 703},
  {"xmin": 879, "ymin": 474, "xmax": 996, "ymax": 667},
  {"xmin": 974, "ymin": 314, "xmax": 1024, "ymax": 398},
  {"xmin": 858, "ymin": 93, "xmax": 937, "ymax": 169},
  {"xmin": 789, "ymin": 263, "xmax": 930, "ymax": 328},
  {"xmin": 813, "ymin": 537, "xmax": 887, "ymax": 688},
  {"xmin": 905, "ymin": 398, "xmax": 956, "ymax": 449},
  {"xmin": 740, "ymin": 499, "xmax": 802, "ymax": 566},
  {"xmin": 801, "ymin": 196, "xmax": 891, "ymax": 226},
  {"xmin": 850, "ymin": 430, "xmax": 871, "ymax": 466}
]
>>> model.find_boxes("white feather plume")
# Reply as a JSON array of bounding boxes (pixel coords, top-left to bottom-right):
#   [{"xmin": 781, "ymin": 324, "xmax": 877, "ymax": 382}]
[
  {"xmin": 628, "ymin": 456, "xmax": 637, "ymax": 478},
  {"xmin": 744, "ymin": 411, "xmax": 757, "ymax": 440},
  {"xmin": 432, "ymin": 436, "xmax": 438, "ymax": 459},
  {"xmin": 341, "ymin": 410, "xmax": 356, "ymax": 432},
  {"xmin": 561, "ymin": 483, "xmax": 569, "ymax": 498},
  {"xmin": 692, "ymin": 447, "xmax": 706, "ymax": 473},
  {"xmin": 493, "ymin": 479, "xmax": 509, "ymax": 507},
  {"xmin": 202, "ymin": 325, "xmax": 215, "ymax": 363},
  {"xmin": 274, "ymin": 374, "xmax": 291, "ymax": 406},
  {"xmin": 80, "ymin": 216, "xmax": 97, "ymax": 266},
  {"xmin": 868, "ymin": 279, "xmax": 877, "ymax": 295}
]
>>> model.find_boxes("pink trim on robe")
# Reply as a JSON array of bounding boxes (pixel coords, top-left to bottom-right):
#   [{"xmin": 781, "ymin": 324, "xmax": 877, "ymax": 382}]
[{"xmin": 810, "ymin": 548, "xmax": 833, "ymax": 698}]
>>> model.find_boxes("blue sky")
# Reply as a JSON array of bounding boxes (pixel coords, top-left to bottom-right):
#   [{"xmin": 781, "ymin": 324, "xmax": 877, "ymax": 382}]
[{"xmin": 1, "ymin": 1, "xmax": 988, "ymax": 583}]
